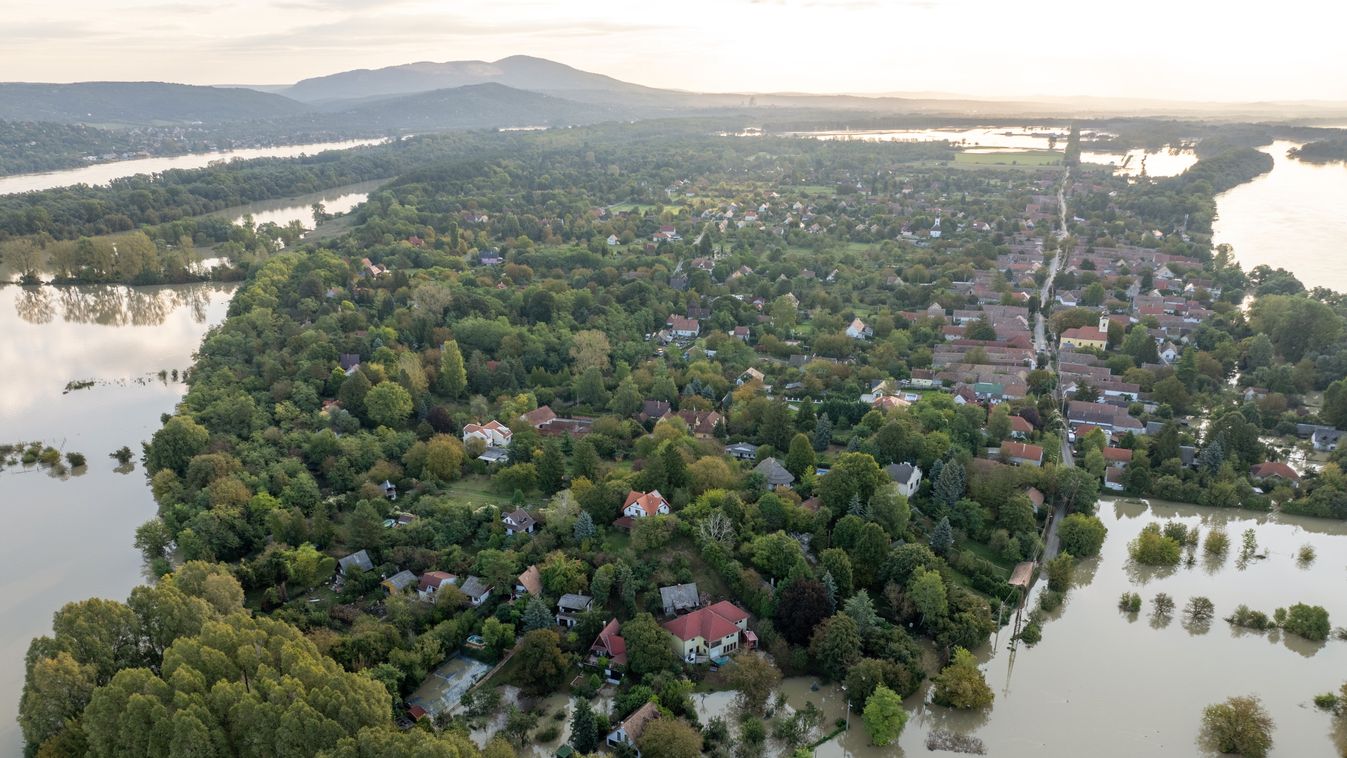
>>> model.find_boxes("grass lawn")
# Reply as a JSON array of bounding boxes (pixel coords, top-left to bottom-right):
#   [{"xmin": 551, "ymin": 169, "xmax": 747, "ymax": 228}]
[
  {"xmin": 442, "ymin": 474, "xmax": 520, "ymax": 509},
  {"xmin": 953, "ymin": 150, "xmax": 1062, "ymax": 168},
  {"xmin": 961, "ymin": 539, "xmax": 1016, "ymax": 574}
]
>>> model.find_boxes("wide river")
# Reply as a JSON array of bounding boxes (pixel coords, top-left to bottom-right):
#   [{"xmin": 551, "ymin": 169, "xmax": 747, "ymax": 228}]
[
  {"xmin": 0, "ymin": 138, "xmax": 384, "ymax": 196},
  {"xmin": 1214, "ymin": 140, "xmax": 1347, "ymax": 294},
  {"xmin": 0, "ymin": 283, "xmax": 234, "ymax": 751}
]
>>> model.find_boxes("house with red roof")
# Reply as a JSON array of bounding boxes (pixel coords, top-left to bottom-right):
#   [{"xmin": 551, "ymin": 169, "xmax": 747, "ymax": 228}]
[
  {"xmin": 519, "ymin": 405, "xmax": 557, "ymax": 429},
  {"xmin": 1250, "ymin": 461, "xmax": 1300, "ymax": 487},
  {"xmin": 462, "ymin": 420, "xmax": 512, "ymax": 448},
  {"xmin": 1001, "ymin": 441, "xmax": 1044, "ymax": 467},
  {"xmin": 1101, "ymin": 447, "xmax": 1133, "ymax": 468},
  {"xmin": 621, "ymin": 490, "xmax": 671, "ymax": 519},
  {"xmin": 661, "ymin": 600, "xmax": 755, "ymax": 662},
  {"xmin": 1009, "ymin": 415, "xmax": 1034, "ymax": 440},
  {"xmin": 590, "ymin": 618, "xmax": 628, "ymax": 675}
]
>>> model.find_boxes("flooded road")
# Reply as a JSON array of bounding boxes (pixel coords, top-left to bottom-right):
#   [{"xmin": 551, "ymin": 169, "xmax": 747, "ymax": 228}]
[{"xmin": 0, "ymin": 282, "xmax": 235, "ymax": 750}]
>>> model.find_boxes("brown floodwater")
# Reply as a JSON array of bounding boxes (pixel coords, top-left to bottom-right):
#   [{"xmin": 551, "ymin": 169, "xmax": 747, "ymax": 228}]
[
  {"xmin": 0, "ymin": 283, "xmax": 234, "ymax": 750},
  {"xmin": 711, "ymin": 499, "xmax": 1347, "ymax": 757}
]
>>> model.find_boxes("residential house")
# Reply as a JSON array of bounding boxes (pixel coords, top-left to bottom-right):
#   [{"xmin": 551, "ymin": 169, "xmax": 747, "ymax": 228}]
[
  {"xmin": 1002, "ymin": 441, "xmax": 1045, "ymax": 467},
  {"xmin": 661, "ymin": 409, "xmax": 723, "ymax": 438},
  {"xmin": 1009, "ymin": 415, "xmax": 1034, "ymax": 439},
  {"xmin": 459, "ymin": 576, "xmax": 493, "ymax": 606},
  {"xmin": 622, "ymin": 490, "xmax": 671, "ymax": 519},
  {"xmin": 659, "ymin": 582, "xmax": 702, "ymax": 616},
  {"xmin": 502, "ymin": 508, "xmax": 537, "ymax": 536},
  {"xmin": 1250, "ymin": 462, "xmax": 1300, "ymax": 487},
  {"xmin": 662, "ymin": 601, "xmax": 755, "ymax": 663},
  {"xmin": 1060, "ymin": 325, "xmax": 1108, "ymax": 350},
  {"xmin": 754, "ymin": 457, "xmax": 795, "ymax": 488},
  {"xmin": 724, "ymin": 442, "xmax": 759, "ymax": 461},
  {"xmin": 590, "ymin": 618, "xmax": 628, "ymax": 673},
  {"xmin": 478, "ymin": 447, "xmax": 510, "ymax": 464},
  {"xmin": 1312, "ymin": 427, "xmax": 1343, "ymax": 452},
  {"xmin": 846, "ymin": 318, "xmax": 872, "ymax": 339},
  {"xmin": 737, "ymin": 367, "xmax": 765, "ymax": 386},
  {"xmin": 606, "ymin": 702, "xmax": 659, "ymax": 754},
  {"xmin": 514, "ymin": 565, "xmax": 542, "ymax": 599},
  {"xmin": 1101, "ymin": 447, "xmax": 1133, "ymax": 468},
  {"xmin": 463, "ymin": 420, "xmax": 513, "ymax": 448},
  {"xmin": 731, "ymin": 326, "xmax": 752, "ymax": 342},
  {"xmin": 638, "ymin": 400, "xmax": 671, "ymax": 422},
  {"xmin": 556, "ymin": 594, "xmax": 594, "ymax": 627},
  {"xmin": 339, "ymin": 353, "xmax": 361, "ymax": 376},
  {"xmin": 1024, "ymin": 486, "xmax": 1045, "ymax": 511},
  {"xmin": 606, "ymin": 234, "xmax": 620, "ymax": 246},
  {"xmin": 519, "ymin": 405, "xmax": 558, "ymax": 429},
  {"xmin": 417, "ymin": 571, "xmax": 457, "ymax": 602},
  {"xmin": 338, "ymin": 549, "xmax": 373, "ymax": 575},
  {"xmin": 885, "ymin": 462, "xmax": 923, "ymax": 497},
  {"xmin": 667, "ymin": 315, "xmax": 701, "ymax": 338},
  {"xmin": 381, "ymin": 570, "xmax": 418, "ymax": 595},
  {"xmin": 380, "ymin": 480, "xmax": 397, "ymax": 500}
]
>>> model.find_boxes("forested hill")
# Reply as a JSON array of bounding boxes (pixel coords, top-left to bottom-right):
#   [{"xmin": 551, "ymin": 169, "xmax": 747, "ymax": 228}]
[
  {"xmin": 0, "ymin": 82, "xmax": 311, "ymax": 125},
  {"xmin": 325, "ymin": 83, "xmax": 629, "ymax": 130}
]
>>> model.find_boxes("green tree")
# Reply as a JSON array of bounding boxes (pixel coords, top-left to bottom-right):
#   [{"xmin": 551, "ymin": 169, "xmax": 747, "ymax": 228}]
[
  {"xmin": 514, "ymin": 629, "xmax": 570, "ymax": 695},
  {"xmin": 1200, "ymin": 695, "xmax": 1274, "ymax": 757},
  {"xmin": 930, "ymin": 517, "xmax": 954, "ymax": 555},
  {"xmin": 522, "ymin": 597, "xmax": 553, "ymax": 632},
  {"xmin": 573, "ymin": 511, "xmax": 597, "ymax": 543},
  {"xmin": 537, "ymin": 440, "xmax": 566, "ymax": 495},
  {"xmin": 785, "ymin": 433, "xmax": 816, "ymax": 479},
  {"xmin": 726, "ymin": 653, "xmax": 782, "ymax": 715},
  {"xmin": 751, "ymin": 531, "xmax": 806, "ymax": 580},
  {"xmin": 1057, "ymin": 513, "xmax": 1107, "ymax": 556},
  {"xmin": 570, "ymin": 698, "xmax": 598, "ymax": 753},
  {"xmin": 18, "ymin": 651, "xmax": 96, "ymax": 751},
  {"xmin": 812, "ymin": 414, "xmax": 834, "ymax": 451},
  {"xmin": 931, "ymin": 647, "xmax": 994, "ymax": 709},
  {"xmin": 809, "ymin": 613, "xmax": 862, "ymax": 681},
  {"xmin": 932, "ymin": 459, "xmax": 966, "ymax": 510},
  {"xmin": 637, "ymin": 718, "xmax": 703, "ymax": 758},
  {"xmin": 571, "ymin": 438, "xmax": 600, "ymax": 481},
  {"xmin": 862, "ymin": 684, "xmax": 908, "ymax": 747},
  {"xmin": 145, "ymin": 416, "xmax": 209, "ymax": 475},
  {"xmin": 438, "ymin": 339, "xmax": 467, "ymax": 398},
  {"xmin": 1045, "ymin": 552, "xmax": 1074, "ymax": 592},
  {"xmin": 574, "ymin": 367, "xmax": 610, "ymax": 407},
  {"xmin": 1280, "ymin": 603, "xmax": 1330, "ymax": 642},
  {"xmin": 364, "ymin": 382, "xmax": 413, "ymax": 428},
  {"xmin": 623, "ymin": 613, "xmax": 677, "ymax": 676},
  {"xmin": 907, "ymin": 567, "xmax": 948, "ymax": 626}
]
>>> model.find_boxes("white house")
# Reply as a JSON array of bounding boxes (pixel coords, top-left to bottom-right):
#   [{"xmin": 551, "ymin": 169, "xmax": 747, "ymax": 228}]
[
  {"xmin": 459, "ymin": 576, "xmax": 492, "ymax": 606},
  {"xmin": 501, "ymin": 508, "xmax": 536, "ymax": 536},
  {"xmin": 606, "ymin": 234, "xmax": 620, "ymax": 246},
  {"xmin": 661, "ymin": 601, "xmax": 755, "ymax": 662},
  {"xmin": 622, "ymin": 490, "xmax": 671, "ymax": 519},
  {"xmin": 416, "ymin": 571, "xmax": 457, "ymax": 602},
  {"xmin": 885, "ymin": 463, "xmax": 923, "ymax": 497},
  {"xmin": 463, "ymin": 420, "xmax": 512, "ymax": 448},
  {"xmin": 846, "ymin": 318, "xmax": 871, "ymax": 339}
]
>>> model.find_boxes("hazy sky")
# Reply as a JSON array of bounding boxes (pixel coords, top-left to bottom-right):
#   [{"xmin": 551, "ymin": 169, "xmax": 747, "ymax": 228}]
[{"xmin": 4, "ymin": 0, "xmax": 1345, "ymax": 101}]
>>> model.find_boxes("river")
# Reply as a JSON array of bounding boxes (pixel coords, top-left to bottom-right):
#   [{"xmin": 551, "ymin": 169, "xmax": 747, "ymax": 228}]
[
  {"xmin": 1214, "ymin": 140, "xmax": 1347, "ymax": 293},
  {"xmin": 0, "ymin": 138, "xmax": 385, "ymax": 196},
  {"xmin": 224, "ymin": 179, "xmax": 384, "ymax": 230},
  {"xmin": 0, "ymin": 282, "xmax": 235, "ymax": 751}
]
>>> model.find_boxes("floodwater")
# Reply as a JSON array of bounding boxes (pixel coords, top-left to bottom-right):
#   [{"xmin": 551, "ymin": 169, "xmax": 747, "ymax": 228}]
[
  {"xmin": 1214, "ymin": 140, "xmax": 1347, "ymax": 293},
  {"xmin": 0, "ymin": 139, "xmax": 385, "ymax": 196},
  {"xmin": 0, "ymin": 282, "xmax": 235, "ymax": 751},
  {"xmin": 693, "ymin": 499, "xmax": 1347, "ymax": 757},
  {"xmin": 789, "ymin": 127, "xmax": 1193, "ymax": 176},
  {"xmin": 227, "ymin": 179, "xmax": 384, "ymax": 229}
]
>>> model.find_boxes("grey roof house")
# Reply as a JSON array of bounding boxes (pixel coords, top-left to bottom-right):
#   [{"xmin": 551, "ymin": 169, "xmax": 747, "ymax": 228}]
[
  {"xmin": 660, "ymin": 582, "xmax": 702, "ymax": 616},
  {"xmin": 338, "ymin": 549, "xmax": 373, "ymax": 574},
  {"xmin": 754, "ymin": 457, "xmax": 795, "ymax": 488}
]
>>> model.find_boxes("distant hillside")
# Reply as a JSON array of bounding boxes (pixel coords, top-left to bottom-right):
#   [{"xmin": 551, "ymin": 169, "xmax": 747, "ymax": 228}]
[
  {"xmin": 0, "ymin": 82, "xmax": 311, "ymax": 125},
  {"xmin": 284, "ymin": 54, "xmax": 664, "ymax": 104},
  {"xmin": 327, "ymin": 83, "xmax": 624, "ymax": 130}
]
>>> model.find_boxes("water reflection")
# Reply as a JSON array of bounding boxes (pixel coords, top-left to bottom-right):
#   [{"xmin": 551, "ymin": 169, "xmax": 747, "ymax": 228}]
[{"xmin": 10, "ymin": 283, "xmax": 221, "ymax": 326}]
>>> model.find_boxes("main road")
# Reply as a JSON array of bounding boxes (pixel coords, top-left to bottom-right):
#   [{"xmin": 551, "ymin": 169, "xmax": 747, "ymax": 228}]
[{"xmin": 1039, "ymin": 167, "xmax": 1074, "ymax": 564}]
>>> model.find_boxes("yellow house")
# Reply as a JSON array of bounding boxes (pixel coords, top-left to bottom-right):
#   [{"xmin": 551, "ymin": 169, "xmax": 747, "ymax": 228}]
[
  {"xmin": 1061, "ymin": 325, "xmax": 1108, "ymax": 350},
  {"xmin": 661, "ymin": 601, "xmax": 755, "ymax": 662}
]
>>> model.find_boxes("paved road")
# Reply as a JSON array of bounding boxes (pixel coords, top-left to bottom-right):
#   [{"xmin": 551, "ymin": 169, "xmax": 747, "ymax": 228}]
[{"xmin": 1037, "ymin": 168, "xmax": 1075, "ymax": 566}]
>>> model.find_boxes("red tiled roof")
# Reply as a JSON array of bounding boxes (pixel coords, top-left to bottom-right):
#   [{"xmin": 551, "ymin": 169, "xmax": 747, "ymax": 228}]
[
  {"xmin": 593, "ymin": 618, "xmax": 628, "ymax": 665},
  {"xmin": 622, "ymin": 490, "xmax": 669, "ymax": 517},
  {"xmin": 1251, "ymin": 461, "xmax": 1299, "ymax": 481},
  {"xmin": 661, "ymin": 601, "xmax": 748, "ymax": 642},
  {"xmin": 1009, "ymin": 415, "xmax": 1034, "ymax": 433},
  {"xmin": 1102, "ymin": 447, "xmax": 1133, "ymax": 463},
  {"xmin": 1002, "ymin": 441, "xmax": 1044, "ymax": 462},
  {"xmin": 520, "ymin": 405, "xmax": 557, "ymax": 428}
]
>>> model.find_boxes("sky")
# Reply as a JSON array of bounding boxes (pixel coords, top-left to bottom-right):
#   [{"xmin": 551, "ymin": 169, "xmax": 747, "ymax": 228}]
[{"xmin": 3, "ymin": 0, "xmax": 1346, "ymax": 102}]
